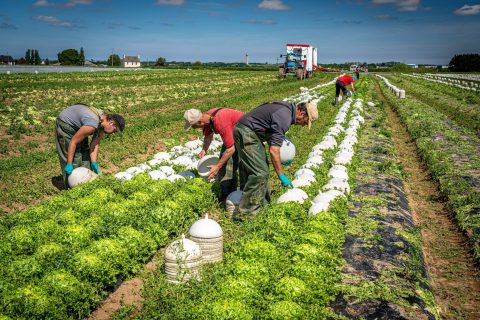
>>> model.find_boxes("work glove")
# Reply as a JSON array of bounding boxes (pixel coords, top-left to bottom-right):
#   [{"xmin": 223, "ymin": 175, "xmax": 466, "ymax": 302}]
[
  {"xmin": 282, "ymin": 160, "xmax": 293, "ymax": 166},
  {"xmin": 354, "ymin": 91, "xmax": 358, "ymax": 97},
  {"xmin": 278, "ymin": 173, "xmax": 294, "ymax": 189},
  {"xmin": 64, "ymin": 163, "xmax": 74, "ymax": 175},
  {"xmin": 91, "ymin": 162, "xmax": 99, "ymax": 174}
]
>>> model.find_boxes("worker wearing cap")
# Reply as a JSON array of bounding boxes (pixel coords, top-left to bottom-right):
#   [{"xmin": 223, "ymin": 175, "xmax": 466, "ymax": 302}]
[
  {"xmin": 234, "ymin": 101, "xmax": 318, "ymax": 216},
  {"xmin": 184, "ymin": 107, "xmax": 244, "ymax": 200},
  {"xmin": 55, "ymin": 103, "xmax": 125, "ymax": 188},
  {"xmin": 333, "ymin": 73, "xmax": 358, "ymax": 105}
]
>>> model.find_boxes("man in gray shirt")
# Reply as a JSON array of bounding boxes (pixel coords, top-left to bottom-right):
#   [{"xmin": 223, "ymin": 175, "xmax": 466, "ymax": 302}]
[
  {"xmin": 233, "ymin": 100, "xmax": 318, "ymax": 217},
  {"xmin": 55, "ymin": 103, "xmax": 125, "ymax": 188}
]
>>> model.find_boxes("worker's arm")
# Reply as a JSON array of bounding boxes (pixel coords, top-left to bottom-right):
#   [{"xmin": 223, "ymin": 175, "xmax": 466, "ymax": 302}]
[
  {"xmin": 199, "ymin": 133, "xmax": 214, "ymax": 158},
  {"xmin": 89, "ymin": 129, "xmax": 104, "ymax": 163},
  {"xmin": 67, "ymin": 126, "xmax": 95, "ymax": 164},
  {"xmin": 269, "ymin": 145, "xmax": 283, "ymax": 176},
  {"xmin": 207, "ymin": 145, "xmax": 235, "ymax": 180}
]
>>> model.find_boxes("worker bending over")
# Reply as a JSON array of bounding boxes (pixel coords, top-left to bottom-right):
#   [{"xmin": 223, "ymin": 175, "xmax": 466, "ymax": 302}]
[
  {"xmin": 333, "ymin": 71, "xmax": 359, "ymax": 105},
  {"xmin": 184, "ymin": 107, "xmax": 244, "ymax": 201},
  {"xmin": 55, "ymin": 103, "xmax": 125, "ymax": 188},
  {"xmin": 234, "ymin": 101, "xmax": 318, "ymax": 216}
]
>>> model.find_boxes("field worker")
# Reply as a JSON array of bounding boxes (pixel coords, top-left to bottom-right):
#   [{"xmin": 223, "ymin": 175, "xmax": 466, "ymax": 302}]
[
  {"xmin": 333, "ymin": 73, "xmax": 358, "ymax": 105},
  {"xmin": 234, "ymin": 101, "xmax": 318, "ymax": 215},
  {"xmin": 55, "ymin": 103, "xmax": 125, "ymax": 188},
  {"xmin": 184, "ymin": 107, "xmax": 244, "ymax": 200}
]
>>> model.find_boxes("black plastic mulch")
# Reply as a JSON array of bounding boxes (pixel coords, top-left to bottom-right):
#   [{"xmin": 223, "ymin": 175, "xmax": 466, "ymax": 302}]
[{"xmin": 330, "ymin": 102, "xmax": 438, "ymax": 320}]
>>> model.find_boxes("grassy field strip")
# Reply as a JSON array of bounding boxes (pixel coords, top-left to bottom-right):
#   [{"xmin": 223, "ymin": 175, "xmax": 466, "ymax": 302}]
[
  {"xmin": 376, "ymin": 76, "xmax": 480, "ymax": 262},
  {"xmin": 385, "ymin": 74, "xmax": 480, "ymax": 136},
  {"xmin": 332, "ymin": 76, "xmax": 439, "ymax": 319},
  {"xmin": 0, "ymin": 72, "xmax": 336, "ymax": 214}
]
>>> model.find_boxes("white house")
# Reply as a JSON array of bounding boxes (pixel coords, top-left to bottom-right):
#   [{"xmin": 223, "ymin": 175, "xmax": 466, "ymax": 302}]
[
  {"xmin": 122, "ymin": 55, "xmax": 141, "ymax": 68},
  {"xmin": 349, "ymin": 64, "xmax": 358, "ymax": 72}
]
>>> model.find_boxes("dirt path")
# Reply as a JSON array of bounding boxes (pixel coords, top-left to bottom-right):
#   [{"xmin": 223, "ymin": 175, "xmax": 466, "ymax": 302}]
[{"xmin": 380, "ymin": 85, "xmax": 480, "ymax": 319}]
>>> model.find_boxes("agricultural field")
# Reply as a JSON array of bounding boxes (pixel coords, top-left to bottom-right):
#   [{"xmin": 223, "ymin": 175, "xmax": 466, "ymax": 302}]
[{"xmin": 0, "ymin": 70, "xmax": 479, "ymax": 320}]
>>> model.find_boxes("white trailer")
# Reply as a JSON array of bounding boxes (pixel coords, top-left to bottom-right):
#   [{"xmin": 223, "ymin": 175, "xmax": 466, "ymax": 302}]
[{"xmin": 280, "ymin": 44, "xmax": 318, "ymax": 80}]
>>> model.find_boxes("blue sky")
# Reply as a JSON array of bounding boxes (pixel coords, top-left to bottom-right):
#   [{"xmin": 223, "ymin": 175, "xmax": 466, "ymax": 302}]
[{"xmin": 1, "ymin": 0, "xmax": 479, "ymax": 64}]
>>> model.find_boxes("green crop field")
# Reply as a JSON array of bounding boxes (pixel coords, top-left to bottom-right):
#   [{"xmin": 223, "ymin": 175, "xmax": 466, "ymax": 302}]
[{"xmin": 0, "ymin": 70, "xmax": 479, "ymax": 320}]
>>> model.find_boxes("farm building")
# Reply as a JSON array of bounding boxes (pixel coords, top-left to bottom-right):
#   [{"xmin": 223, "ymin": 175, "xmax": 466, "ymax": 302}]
[
  {"xmin": 0, "ymin": 55, "xmax": 14, "ymax": 65},
  {"xmin": 122, "ymin": 55, "xmax": 141, "ymax": 68},
  {"xmin": 349, "ymin": 64, "xmax": 358, "ymax": 71}
]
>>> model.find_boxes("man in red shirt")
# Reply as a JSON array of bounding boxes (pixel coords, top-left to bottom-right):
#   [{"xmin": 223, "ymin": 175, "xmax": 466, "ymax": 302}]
[
  {"xmin": 333, "ymin": 72, "xmax": 358, "ymax": 105},
  {"xmin": 184, "ymin": 107, "xmax": 244, "ymax": 200}
]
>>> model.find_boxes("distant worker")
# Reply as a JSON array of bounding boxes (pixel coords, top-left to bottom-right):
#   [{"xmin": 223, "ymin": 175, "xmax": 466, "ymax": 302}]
[
  {"xmin": 333, "ymin": 72, "xmax": 359, "ymax": 105},
  {"xmin": 234, "ymin": 101, "xmax": 318, "ymax": 216},
  {"xmin": 55, "ymin": 103, "xmax": 125, "ymax": 188},
  {"xmin": 184, "ymin": 107, "xmax": 244, "ymax": 201}
]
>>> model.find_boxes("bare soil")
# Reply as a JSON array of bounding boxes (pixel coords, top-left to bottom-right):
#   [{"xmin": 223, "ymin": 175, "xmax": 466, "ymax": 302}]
[{"xmin": 382, "ymin": 87, "xmax": 480, "ymax": 319}]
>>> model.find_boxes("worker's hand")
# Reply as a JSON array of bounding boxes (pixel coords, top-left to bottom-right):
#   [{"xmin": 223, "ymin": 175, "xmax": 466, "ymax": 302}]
[
  {"xmin": 198, "ymin": 149, "xmax": 206, "ymax": 159},
  {"xmin": 354, "ymin": 91, "xmax": 358, "ymax": 97},
  {"xmin": 91, "ymin": 162, "xmax": 99, "ymax": 174},
  {"xmin": 207, "ymin": 164, "xmax": 220, "ymax": 181},
  {"xmin": 278, "ymin": 173, "xmax": 294, "ymax": 188},
  {"xmin": 282, "ymin": 160, "xmax": 293, "ymax": 166},
  {"xmin": 64, "ymin": 163, "xmax": 74, "ymax": 175}
]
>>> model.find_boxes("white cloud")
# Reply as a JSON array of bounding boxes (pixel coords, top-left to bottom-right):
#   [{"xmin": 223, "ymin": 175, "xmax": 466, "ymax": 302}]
[
  {"xmin": 371, "ymin": 0, "xmax": 421, "ymax": 12},
  {"xmin": 258, "ymin": 0, "xmax": 288, "ymax": 11},
  {"xmin": 33, "ymin": 15, "xmax": 74, "ymax": 28},
  {"xmin": 454, "ymin": 4, "xmax": 480, "ymax": 16},
  {"xmin": 156, "ymin": 0, "xmax": 185, "ymax": 5},
  {"xmin": 33, "ymin": 0, "xmax": 92, "ymax": 8},
  {"xmin": 241, "ymin": 19, "xmax": 276, "ymax": 24}
]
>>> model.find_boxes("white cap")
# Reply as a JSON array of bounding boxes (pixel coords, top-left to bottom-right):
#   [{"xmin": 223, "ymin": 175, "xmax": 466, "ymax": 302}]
[{"xmin": 184, "ymin": 109, "xmax": 203, "ymax": 130}]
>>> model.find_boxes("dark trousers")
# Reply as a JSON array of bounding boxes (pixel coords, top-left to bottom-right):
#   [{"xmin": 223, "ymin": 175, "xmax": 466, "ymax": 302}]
[
  {"xmin": 55, "ymin": 118, "xmax": 91, "ymax": 188},
  {"xmin": 233, "ymin": 123, "xmax": 271, "ymax": 215},
  {"xmin": 335, "ymin": 80, "xmax": 347, "ymax": 97},
  {"xmin": 218, "ymin": 145, "xmax": 239, "ymax": 201}
]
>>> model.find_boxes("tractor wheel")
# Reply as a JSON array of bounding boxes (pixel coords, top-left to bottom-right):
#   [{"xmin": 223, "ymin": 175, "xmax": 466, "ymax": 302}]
[
  {"xmin": 278, "ymin": 68, "xmax": 286, "ymax": 79},
  {"xmin": 296, "ymin": 69, "xmax": 304, "ymax": 80}
]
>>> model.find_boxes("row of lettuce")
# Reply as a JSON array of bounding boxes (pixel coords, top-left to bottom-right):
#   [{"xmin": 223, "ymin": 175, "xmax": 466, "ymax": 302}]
[
  {"xmin": 333, "ymin": 79, "xmax": 438, "ymax": 318},
  {"xmin": 0, "ymin": 176, "xmax": 218, "ymax": 319},
  {"xmin": 131, "ymin": 83, "xmax": 369, "ymax": 319},
  {"xmin": 379, "ymin": 75, "xmax": 480, "ymax": 262},
  {"xmin": 391, "ymin": 74, "xmax": 480, "ymax": 137}
]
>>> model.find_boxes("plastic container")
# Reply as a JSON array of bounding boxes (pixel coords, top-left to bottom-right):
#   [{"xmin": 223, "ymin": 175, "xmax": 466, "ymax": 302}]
[
  {"xmin": 189, "ymin": 213, "xmax": 223, "ymax": 263},
  {"xmin": 197, "ymin": 155, "xmax": 219, "ymax": 177},
  {"xmin": 277, "ymin": 188, "xmax": 308, "ymax": 204},
  {"xmin": 149, "ymin": 170, "xmax": 167, "ymax": 180},
  {"xmin": 115, "ymin": 172, "xmax": 133, "ymax": 180},
  {"xmin": 226, "ymin": 189, "xmax": 243, "ymax": 216},
  {"xmin": 280, "ymin": 137, "xmax": 296, "ymax": 163},
  {"xmin": 68, "ymin": 167, "xmax": 98, "ymax": 187},
  {"xmin": 165, "ymin": 234, "xmax": 203, "ymax": 283},
  {"xmin": 178, "ymin": 171, "xmax": 195, "ymax": 179}
]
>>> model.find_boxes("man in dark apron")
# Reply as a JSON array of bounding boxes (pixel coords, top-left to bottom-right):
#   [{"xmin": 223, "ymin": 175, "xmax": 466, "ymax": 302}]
[
  {"xmin": 233, "ymin": 101, "xmax": 318, "ymax": 216},
  {"xmin": 55, "ymin": 103, "xmax": 125, "ymax": 188},
  {"xmin": 184, "ymin": 107, "xmax": 244, "ymax": 201}
]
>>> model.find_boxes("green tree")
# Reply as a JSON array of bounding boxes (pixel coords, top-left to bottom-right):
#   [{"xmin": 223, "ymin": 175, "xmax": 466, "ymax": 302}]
[
  {"xmin": 33, "ymin": 50, "xmax": 41, "ymax": 65},
  {"xmin": 58, "ymin": 49, "xmax": 80, "ymax": 65},
  {"xmin": 107, "ymin": 54, "xmax": 121, "ymax": 67},
  {"xmin": 45, "ymin": 58, "xmax": 50, "ymax": 65},
  {"xmin": 449, "ymin": 54, "xmax": 480, "ymax": 72},
  {"xmin": 193, "ymin": 61, "xmax": 202, "ymax": 66},
  {"xmin": 79, "ymin": 47, "xmax": 85, "ymax": 66},
  {"xmin": 390, "ymin": 63, "xmax": 410, "ymax": 72},
  {"xmin": 25, "ymin": 49, "xmax": 31, "ymax": 65},
  {"xmin": 155, "ymin": 57, "xmax": 166, "ymax": 66}
]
